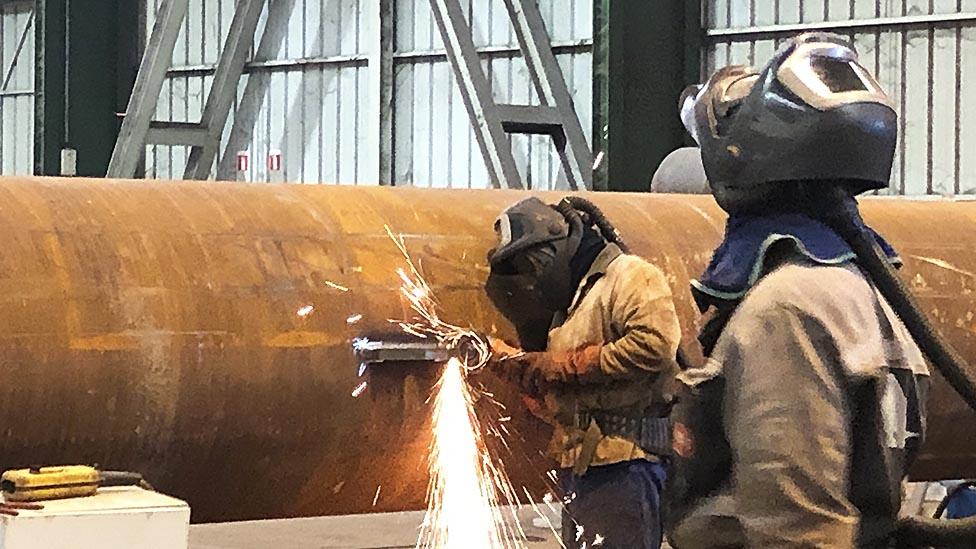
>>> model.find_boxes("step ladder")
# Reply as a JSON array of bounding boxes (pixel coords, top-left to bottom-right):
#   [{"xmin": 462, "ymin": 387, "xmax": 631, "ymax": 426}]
[
  {"xmin": 107, "ymin": 0, "xmax": 265, "ymax": 180},
  {"xmin": 111, "ymin": 0, "xmax": 590, "ymax": 189},
  {"xmin": 427, "ymin": 0, "xmax": 593, "ymax": 190}
]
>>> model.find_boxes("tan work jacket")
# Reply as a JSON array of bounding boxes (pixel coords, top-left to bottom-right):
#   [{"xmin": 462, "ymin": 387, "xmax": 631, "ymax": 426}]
[{"xmin": 539, "ymin": 244, "xmax": 681, "ymax": 469}]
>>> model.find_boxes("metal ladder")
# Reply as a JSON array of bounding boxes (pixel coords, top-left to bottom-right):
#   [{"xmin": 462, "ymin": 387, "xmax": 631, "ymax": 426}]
[
  {"xmin": 107, "ymin": 0, "xmax": 265, "ymax": 180},
  {"xmin": 428, "ymin": 0, "xmax": 593, "ymax": 190},
  {"xmin": 112, "ymin": 0, "xmax": 590, "ymax": 188}
]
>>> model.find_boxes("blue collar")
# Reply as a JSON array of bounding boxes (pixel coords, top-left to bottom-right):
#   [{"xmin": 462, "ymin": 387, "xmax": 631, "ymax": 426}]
[{"xmin": 692, "ymin": 213, "xmax": 900, "ymax": 302}]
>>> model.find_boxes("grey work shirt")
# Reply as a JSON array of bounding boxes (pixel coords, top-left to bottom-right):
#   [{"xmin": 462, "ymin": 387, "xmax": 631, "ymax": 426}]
[{"xmin": 671, "ymin": 260, "xmax": 928, "ymax": 548}]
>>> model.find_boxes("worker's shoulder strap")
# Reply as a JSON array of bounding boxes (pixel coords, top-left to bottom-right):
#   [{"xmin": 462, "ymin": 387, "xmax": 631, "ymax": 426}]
[{"xmin": 663, "ymin": 374, "xmax": 730, "ymax": 533}]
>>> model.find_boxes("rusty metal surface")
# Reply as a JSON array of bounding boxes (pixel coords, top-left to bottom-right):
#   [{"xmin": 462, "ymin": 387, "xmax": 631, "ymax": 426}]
[{"xmin": 0, "ymin": 178, "xmax": 973, "ymax": 522}]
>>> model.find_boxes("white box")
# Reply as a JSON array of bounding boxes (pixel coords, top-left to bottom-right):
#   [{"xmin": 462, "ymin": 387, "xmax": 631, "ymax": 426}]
[{"xmin": 1, "ymin": 487, "xmax": 190, "ymax": 549}]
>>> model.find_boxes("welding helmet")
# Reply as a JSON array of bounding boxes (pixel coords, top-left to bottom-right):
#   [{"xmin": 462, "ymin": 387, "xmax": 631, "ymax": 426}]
[
  {"xmin": 681, "ymin": 32, "xmax": 897, "ymax": 213},
  {"xmin": 485, "ymin": 198, "xmax": 584, "ymax": 348}
]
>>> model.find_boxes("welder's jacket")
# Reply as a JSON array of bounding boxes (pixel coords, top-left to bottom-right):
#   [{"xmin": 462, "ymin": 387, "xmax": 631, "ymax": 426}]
[
  {"xmin": 668, "ymin": 260, "xmax": 929, "ymax": 548},
  {"xmin": 515, "ymin": 244, "xmax": 682, "ymax": 470}
]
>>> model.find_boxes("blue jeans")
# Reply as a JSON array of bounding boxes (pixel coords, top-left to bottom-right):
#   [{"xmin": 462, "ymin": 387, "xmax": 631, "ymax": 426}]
[{"xmin": 559, "ymin": 459, "xmax": 667, "ymax": 549}]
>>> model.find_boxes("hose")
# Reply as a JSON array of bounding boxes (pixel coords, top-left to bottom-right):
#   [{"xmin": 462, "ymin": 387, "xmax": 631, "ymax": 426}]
[
  {"xmin": 819, "ymin": 191, "xmax": 976, "ymax": 413},
  {"xmin": 895, "ymin": 514, "xmax": 976, "ymax": 548},
  {"xmin": 557, "ymin": 195, "xmax": 697, "ymax": 369},
  {"xmin": 892, "ymin": 481, "xmax": 976, "ymax": 547},
  {"xmin": 560, "ymin": 196, "xmax": 631, "ymax": 254}
]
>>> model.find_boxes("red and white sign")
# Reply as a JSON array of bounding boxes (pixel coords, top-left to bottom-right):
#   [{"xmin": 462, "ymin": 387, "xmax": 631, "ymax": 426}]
[
  {"xmin": 267, "ymin": 149, "xmax": 283, "ymax": 172},
  {"xmin": 236, "ymin": 150, "xmax": 250, "ymax": 172}
]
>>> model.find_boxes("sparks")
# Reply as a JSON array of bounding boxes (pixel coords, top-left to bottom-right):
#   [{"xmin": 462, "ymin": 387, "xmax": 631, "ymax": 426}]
[
  {"xmin": 383, "ymin": 225, "xmax": 556, "ymax": 549},
  {"xmin": 384, "ymin": 225, "xmax": 491, "ymax": 371},
  {"xmin": 296, "ymin": 304, "xmax": 315, "ymax": 317},
  {"xmin": 324, "ymin": 280, "xmax": 350, "ymax": 292},
  {"xmin": 417, "ymin": 358, "xmax": 522, "ymax": 549},
  {"xmin": 351, "ymin": 381, "xmax": 368, "ymax": 398},
  {"xmin": 346, "ymin": 313, "xmax": 363, "ymax": 324}
]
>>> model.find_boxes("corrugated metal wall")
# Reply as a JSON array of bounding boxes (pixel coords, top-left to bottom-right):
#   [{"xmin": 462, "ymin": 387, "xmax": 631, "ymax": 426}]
[
  {"xmin": 0, "ymin": 3, "xmax": 34, "ymax": 176},
  {"xmin": 145, "ymin": 0, "xmax": 592, "ymax": 189},
  {"xmin": 703, "ymin": 1, "xmax": 976, "ymax": 196}
]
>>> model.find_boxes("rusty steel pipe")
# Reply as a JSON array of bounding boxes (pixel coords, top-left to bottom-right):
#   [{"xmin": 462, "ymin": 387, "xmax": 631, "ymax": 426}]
[{"xmin": 0, "ymin": 177, "xmax": 974, "ymax": 522}]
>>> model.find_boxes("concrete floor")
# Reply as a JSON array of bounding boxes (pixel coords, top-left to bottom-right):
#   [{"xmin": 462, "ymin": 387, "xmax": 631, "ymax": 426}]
[
  {"xmin": 189, "ymin": 507, "xmax": 563, "ymax": 549},
  {"xmin": 187, "ymin": 483, "xmax": 956, "ymax": 548}
]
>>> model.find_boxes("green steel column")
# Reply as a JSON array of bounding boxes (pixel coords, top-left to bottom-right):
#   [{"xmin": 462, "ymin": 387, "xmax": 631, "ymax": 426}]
[
  {"xmin": 34, "ymin": 0, "xmax": 65, "ymax": 176},
  {"xmin": 34, "ymin": 0, "xmax": 139, "ymax": 177},
  {"xmin": 593, "ymin": 0, "xmax": 702, "ymax": 192}
]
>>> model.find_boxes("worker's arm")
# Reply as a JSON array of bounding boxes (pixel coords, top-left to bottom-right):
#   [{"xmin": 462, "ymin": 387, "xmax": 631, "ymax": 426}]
[
  {"xmin": 721, "ymin": 296, "xmax": 859, "ymax": 547},
  {"xmin": 490, "ymin": 260, "xmax": 680, "ymax": 388},
  {"xmin": 594, "ymin": 260, "xmax": 681, "ymax": 381}
]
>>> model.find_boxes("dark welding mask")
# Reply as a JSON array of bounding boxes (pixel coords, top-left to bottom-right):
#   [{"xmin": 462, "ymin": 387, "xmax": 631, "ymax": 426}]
[
  {"xmin": 681, "ymin": 32, "xmax": 896, "ymax": 214},
  {"xmin": 485, "ymin": 198, "xmax": 583, "ymax": 349}
]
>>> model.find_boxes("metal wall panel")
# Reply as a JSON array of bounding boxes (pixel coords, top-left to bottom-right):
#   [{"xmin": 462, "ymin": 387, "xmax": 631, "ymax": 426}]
[
  {"xmin": 146, "ymin": 0, "xmax": 370, "ymax": 184},
  {"xmin": 393, "ymin": 0, "xmax": 592, "ymax": 190},
  {"xmin": 144, "ymin": 0, "xmax": 592, "ymax": 189},
  {"xmin": 703, "ymin": 1, "xmax": 976, "ymax": 197},
  {"xmin": 0, "ymin": 3, "xmax": 34, "ymax": 176}
]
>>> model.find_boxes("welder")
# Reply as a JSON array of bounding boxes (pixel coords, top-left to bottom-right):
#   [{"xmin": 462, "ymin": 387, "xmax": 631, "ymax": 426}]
[
  {"xmin": 665, "ymin": 32, "xmax": 976, "ymax": 547},
  {"xmin": 484, "ymin": 196, "xmax": 681, "ymax": 549}
]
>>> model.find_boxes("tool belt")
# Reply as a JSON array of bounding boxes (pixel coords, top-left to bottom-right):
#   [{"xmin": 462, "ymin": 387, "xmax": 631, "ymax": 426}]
[{"xmin": 572, "ymin": 410, "xmax": 672, "ymax": 475}]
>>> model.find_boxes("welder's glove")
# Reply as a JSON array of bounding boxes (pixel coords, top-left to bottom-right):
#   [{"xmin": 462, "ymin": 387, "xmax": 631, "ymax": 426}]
[
  {"xmin": 515, "ymin": 346, "xmax": 603, "ymax": 389},
  {"xmin": 490, "ymin": 338, "xmax": 602, "ymax": 393}
]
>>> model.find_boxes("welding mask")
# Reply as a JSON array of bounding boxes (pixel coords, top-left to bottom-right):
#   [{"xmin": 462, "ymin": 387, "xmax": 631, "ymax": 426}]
[
  {"xmin": 681, "ymin": 32, "xmax": 897, "ymax": 214},
  {"xmin": 485, "ymin": 198, "xmax": 583, "ymax": 349}
]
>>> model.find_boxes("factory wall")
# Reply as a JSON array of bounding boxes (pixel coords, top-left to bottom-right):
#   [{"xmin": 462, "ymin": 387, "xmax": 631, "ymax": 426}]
[
  {"xmin": 144, "ymin": 0, "xmax": 592, "ymax": 189},
  {"xmin": 0, "ymin": 2, "xmax": 33, "ymax": 176},
  {"xmin": 703, "ymin": 0, "xmax": 976, "ymax": 196}
]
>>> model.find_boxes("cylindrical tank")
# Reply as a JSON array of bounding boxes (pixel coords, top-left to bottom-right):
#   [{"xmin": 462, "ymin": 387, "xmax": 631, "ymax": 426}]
[{"xmin": 0, "ymin": 178, "xmax": 973, "ymax": 522}]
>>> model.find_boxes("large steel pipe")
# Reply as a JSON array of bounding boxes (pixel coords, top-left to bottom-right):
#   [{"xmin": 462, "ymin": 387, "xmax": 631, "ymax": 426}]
[{"xmin": 0, "ymin": 177, "xmax": 974, "ymax": 522}]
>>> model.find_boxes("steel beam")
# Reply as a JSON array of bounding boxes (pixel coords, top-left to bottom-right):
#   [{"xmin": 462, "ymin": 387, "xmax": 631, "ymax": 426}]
[
  {"xmin": 34, "ymin": 0, "xmax": 139, "ymax": 177},
  {"xmin": 0, "ymin": 11, "xmax": 33, "ymax": 92},
  {"xmin": 706, "ymin": 12, "xmax": 976, "ymax": 40},
  {"xmin": 147, "ymin": 121, "xmax": 214, "ymax": 147},
  {"xmin": 33, "ymin": 0, "xmax": 65, "ymax": 176},
  {"xmin": 107, "ymin": 0, "xmax": 190, "ymax": 178},
  {"xmin": 427, "ymin": 0, "xmax": 524, "ymax": 189},
  {"xmin": 501, "ymin": 0, "xmax": 592, "ymax": 190},
  {"xmin": 182, "ymin": 0, "xmax": 264, "ymax": 180},
  {"xmin": 366, "ymin": 0, "xmax": 395, "ymax": 185},
  {"xmin": 593, "ymin": 0, "xmax": 700, "ymax": 191}
]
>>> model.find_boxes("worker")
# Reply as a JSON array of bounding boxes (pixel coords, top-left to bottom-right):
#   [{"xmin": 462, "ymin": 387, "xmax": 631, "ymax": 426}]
[
  {"xmin": 665, "ymin": 33, "xmax": 931, "ymax": 547},
  {"xmin": 484, "ymin": 196, "xmax": 681, "ymax": 549}
]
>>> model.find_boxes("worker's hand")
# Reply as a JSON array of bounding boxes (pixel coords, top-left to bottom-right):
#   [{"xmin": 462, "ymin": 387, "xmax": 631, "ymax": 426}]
[
  {"xmin": 0, "ymin": 501, "xmax": 43, "ymax": 516},
  {"xmin": 489, "ymin": 337, "xmax": 523, "ymax": 360},
  {"xmin": 488, "ymin": 338, "xmax": 540, "ymax": 392},
  {"xmin": 524, "ymin": 346, "xmax": 602, "ymax": 386},
  {"xmin": 522, "ymin": 394, "xmax": 557, "ymax": 424}
]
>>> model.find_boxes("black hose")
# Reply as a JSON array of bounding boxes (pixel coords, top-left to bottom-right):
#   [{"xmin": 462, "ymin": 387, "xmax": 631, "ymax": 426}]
[
  {"xmin": 99, "ymin": 471, "xmax": 145, "ymax": 487},
  {"xmin": 895, "ymin": 514, "xmax": 976, "ymax": 548},
  {"xmin": 561, "ymin": 196, "xmax": 631, "ymax": 254},
  {"xmin": 559, "ymin": 195, "xmax": 696, "ymax": 371},
  {"xmin": 820, "ymin": 192, "xmax": 976, "ymax": 413}
]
